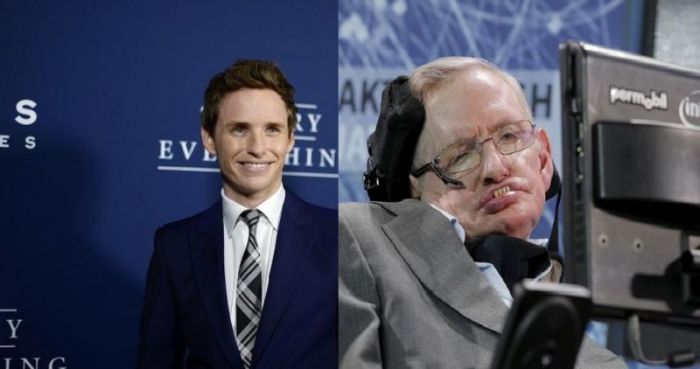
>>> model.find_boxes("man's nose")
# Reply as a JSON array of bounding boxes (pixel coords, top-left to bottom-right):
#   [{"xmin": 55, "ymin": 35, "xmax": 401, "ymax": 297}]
[
  {"xmin": 246, "ymin": 131, "xmax": 265, "ymax": 155},
  {"xmin": 479, "ymin": 140, "xmax": 509, "ymax": 185}
]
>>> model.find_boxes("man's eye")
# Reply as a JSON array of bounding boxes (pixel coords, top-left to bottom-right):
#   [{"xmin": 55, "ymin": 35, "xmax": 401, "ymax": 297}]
[
  {"xmin": 499, "ymin": 131, "xmax": 518, "ymax": 142},
  {"xmin": 230, "ymin": 127, "xmax": 247, "ymax": 136},
  {"xmin": 266, "ymin": 126, "xmax": 282, "ymax": 134},
  {"xmin": 448, "ymin": 151, "xmax": 478, "ymax": 172},
  {"xmin": 452, "ymin": 151, "xmax": 473, "ymax": 163}
]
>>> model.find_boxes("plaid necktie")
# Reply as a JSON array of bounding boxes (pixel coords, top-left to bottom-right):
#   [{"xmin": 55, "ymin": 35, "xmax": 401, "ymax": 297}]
[{"xmin": 236, "ymin": 209, "xmax": 262, "ymax": 369}]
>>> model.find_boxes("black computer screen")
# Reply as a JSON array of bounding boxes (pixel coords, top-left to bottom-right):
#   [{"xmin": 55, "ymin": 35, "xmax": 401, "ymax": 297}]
[{"xmin": 559, "ymin": 41, "xmax": 700, "ymax": 324}]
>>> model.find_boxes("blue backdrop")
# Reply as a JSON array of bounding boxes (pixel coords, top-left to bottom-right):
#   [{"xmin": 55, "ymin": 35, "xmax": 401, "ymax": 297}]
[{"xmin": 0, "ymin": 1, "xmax": 337, "ymax": 368}]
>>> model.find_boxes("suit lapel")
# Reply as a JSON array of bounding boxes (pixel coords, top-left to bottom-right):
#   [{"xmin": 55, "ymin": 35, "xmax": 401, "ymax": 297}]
[
  {"xmin": 380, "ymin": 200, "xmax": 509, "ymax": 334},
  {"xmin": 190, "ymin": 201, "xmax": 243, "ymax": 369},
  {"xmin": 252, "ymin": 192, "xmax": 316, "ymax": 363}
]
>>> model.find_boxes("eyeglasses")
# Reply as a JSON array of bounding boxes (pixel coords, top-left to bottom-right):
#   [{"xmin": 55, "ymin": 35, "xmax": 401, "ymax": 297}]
[{"xmin": 411, "ymin": 120, "xmax": 537, "ymax": 186}]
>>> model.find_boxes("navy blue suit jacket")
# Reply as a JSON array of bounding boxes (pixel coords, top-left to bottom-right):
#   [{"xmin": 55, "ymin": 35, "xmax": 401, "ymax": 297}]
[{"xmin": 137, "ymin": 191, "xmax": 337, "ymax": 369}]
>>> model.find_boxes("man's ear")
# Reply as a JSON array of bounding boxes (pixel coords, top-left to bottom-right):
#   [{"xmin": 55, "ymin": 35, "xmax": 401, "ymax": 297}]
[
  {"xmin": 537, "ymin": 128, "xmax": 554, "ymax": 192},
  {"xmin": 287, "ymin": 131, "xmax": 295, "ymax": 153},
  {"xmin": 201, "ymin": 126, "xmax": 216, "ymax": 155},
  {"xmin": 409, "ymin": 174, "xmax": 422, "ymax": 198}
]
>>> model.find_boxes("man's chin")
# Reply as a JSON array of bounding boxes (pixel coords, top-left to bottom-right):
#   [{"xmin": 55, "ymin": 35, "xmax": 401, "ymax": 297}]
[
  {"xmin": 495, "ymin": 218, "xmax": 537, "ymax": 240},
  {"xmin": 236, "ymin": 182, "xmax": 272, "ymax": 195},
  {"xmin": 222, "ymin": 176, "xmax": 279, "ymax": 197},
  {"xmin": 475, "ymin": 213, "xmax": 538, "ymax": 240}
]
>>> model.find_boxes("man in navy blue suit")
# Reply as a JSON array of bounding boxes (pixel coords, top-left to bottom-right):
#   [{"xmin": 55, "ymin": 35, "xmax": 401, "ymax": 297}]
[{"xmin": 137, "ymin": 60, "xmax": 337, "ymax": 369}]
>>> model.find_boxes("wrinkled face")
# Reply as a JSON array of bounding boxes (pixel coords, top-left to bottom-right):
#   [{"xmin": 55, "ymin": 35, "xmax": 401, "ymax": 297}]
[
  {"xmin": 411, "ymin": 69, "xmax": 553, "ymax": 240},
  {"xmin": 202, "ymin": 88, "xmax": 294, "ymax": 207}
]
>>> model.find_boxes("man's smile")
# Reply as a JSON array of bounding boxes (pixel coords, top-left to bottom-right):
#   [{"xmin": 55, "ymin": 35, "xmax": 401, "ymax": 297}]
[
  {"xmin": 479, "ymin": 182, "xmax": 523, "ymax": 213},
  {"xmin": 492, "ymin": 185, "xmax": 511, "ymax": 198},
  {"xmin": 237, "ymin": 160, "xmax": 275, "ymax": 172}
]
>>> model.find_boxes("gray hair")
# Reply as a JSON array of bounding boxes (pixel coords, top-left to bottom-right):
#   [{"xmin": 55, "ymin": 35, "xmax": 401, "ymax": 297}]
[{"xmin": 408, "ymin": 57, "xmax": 532, "ymax": 167}]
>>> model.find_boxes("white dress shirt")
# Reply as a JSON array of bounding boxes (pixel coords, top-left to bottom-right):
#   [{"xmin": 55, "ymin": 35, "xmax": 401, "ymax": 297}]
[{"xmin": 222, "ymin": 185, "xmax": 286, "ymax": 334}]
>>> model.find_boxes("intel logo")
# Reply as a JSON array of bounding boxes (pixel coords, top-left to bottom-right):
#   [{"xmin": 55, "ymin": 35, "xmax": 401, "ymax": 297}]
[{"xmin": 679, "ymin": 90, "xmax": 700, "ymax": 128}]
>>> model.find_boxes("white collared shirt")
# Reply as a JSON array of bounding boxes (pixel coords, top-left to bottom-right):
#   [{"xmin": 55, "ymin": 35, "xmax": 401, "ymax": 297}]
[{"xmin": 222, "ymin": 185, "xmax": 286, "ymax": 334}]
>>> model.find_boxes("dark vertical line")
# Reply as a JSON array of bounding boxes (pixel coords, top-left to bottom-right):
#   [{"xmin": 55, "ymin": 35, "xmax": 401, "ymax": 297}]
[{"xmin": 641, "ymin": 0, "xmax": 658, "ymax": 57}]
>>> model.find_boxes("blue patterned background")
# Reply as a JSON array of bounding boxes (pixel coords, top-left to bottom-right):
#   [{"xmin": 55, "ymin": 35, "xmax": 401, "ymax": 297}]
[{"xmin": 338, "ymin": 0, "xmax": 644, "ymax": 241}]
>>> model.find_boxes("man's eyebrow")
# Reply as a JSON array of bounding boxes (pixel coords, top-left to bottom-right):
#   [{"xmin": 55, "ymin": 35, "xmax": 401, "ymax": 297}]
[
  {"xmin": 492, "ymin": 118, "xmax": 527, "ymax": 130},
  {"xmin": 222, "ymin": 121, "xmax": 249, "ymax": 127},
  {"xmin": 444, "ymin": 136, "xmax": 476, "ymax": 149},
  {"xmin": 493, "ymin": 120, "xmax": 511, "ymax": 129},
  {"xmin": 442, "ymin": 118, "xmax": 529, "ymax": 147}
]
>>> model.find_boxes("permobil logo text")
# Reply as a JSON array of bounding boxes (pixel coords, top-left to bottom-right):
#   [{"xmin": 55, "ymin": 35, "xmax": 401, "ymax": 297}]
[{"xmin": 609, "ymin": 86, "xmax": 668, "ymax": 111}]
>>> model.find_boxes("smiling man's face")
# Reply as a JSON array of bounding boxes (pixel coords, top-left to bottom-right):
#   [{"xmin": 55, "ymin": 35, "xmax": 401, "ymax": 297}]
[
  {"xmin": 202, "ymin": 88, "xmax": 294, "ymax": 208},
  {"xmin": 411, "ymin": 68, "xmax": 553, "ymax": 240}
]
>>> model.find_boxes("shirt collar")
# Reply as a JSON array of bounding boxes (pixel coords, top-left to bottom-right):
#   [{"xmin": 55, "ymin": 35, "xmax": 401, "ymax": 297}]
[
  {"xmin": 222, "ymin": 185, "xmax": 286, "ymax": 238},
  {"xmin": 429, "ymin": 204, "xmax": 466, "ymax": 243}
]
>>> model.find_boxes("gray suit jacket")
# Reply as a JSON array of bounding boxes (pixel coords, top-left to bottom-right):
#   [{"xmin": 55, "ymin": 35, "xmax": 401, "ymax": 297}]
[{"xmin": 339, "ymin": 200, "xmax": 625, "ymax": 369}]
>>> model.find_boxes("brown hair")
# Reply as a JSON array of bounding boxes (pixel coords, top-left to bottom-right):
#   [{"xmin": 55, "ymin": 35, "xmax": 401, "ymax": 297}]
[{"xmin": 201, "ymin": 59, "xmax": 298, "ymax": 136}]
